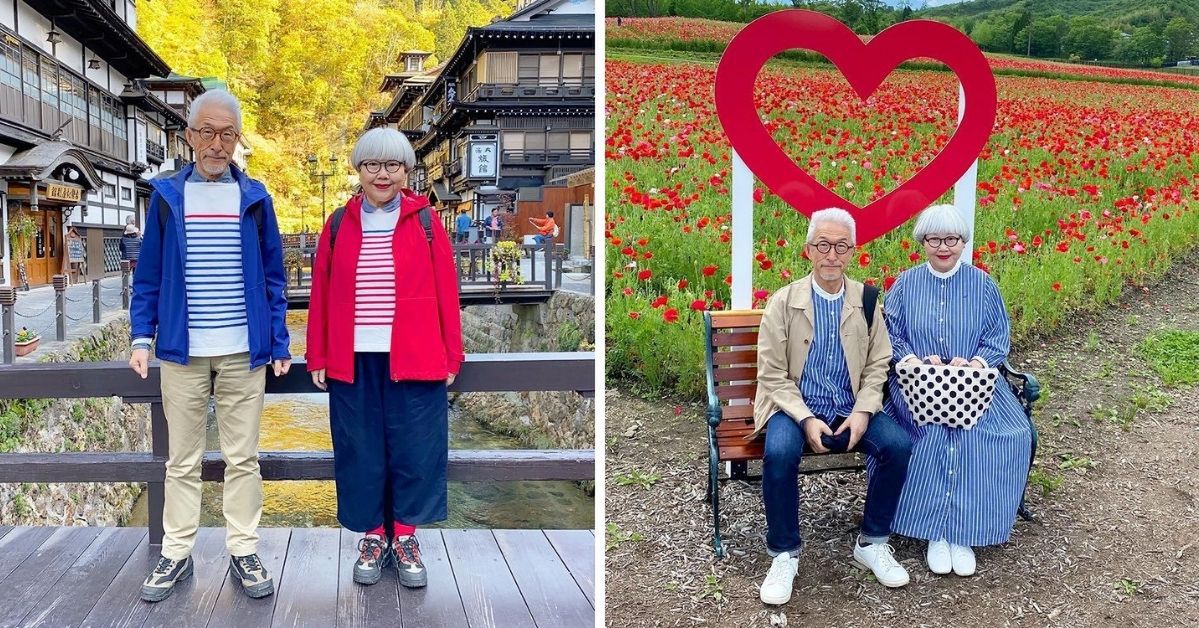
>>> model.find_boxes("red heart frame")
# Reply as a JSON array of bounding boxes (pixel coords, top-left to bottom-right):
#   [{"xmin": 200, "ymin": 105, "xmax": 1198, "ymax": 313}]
[{"xmin": 715, "ymin": 10, "xmax": 996, "ymax": 244}]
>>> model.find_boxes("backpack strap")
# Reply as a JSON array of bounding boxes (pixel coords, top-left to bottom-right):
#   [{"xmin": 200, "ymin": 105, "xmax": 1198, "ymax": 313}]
[
  {"xmin": 329, "ymin": 203, "xmax": 432, "ymax": 251},
  {"xmin": 862, "ymin": 284, "xmax": 879, "ymax": 330}
]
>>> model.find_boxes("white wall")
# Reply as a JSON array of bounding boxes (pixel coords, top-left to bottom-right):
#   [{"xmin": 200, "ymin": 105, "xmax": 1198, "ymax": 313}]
[
  {"xmin": 0, "ymin": 0, "xmax": 14, "ymax": 29},
  {"xmin": 125, "ymin": 1, "xmax": 136, "ymax": 31}
]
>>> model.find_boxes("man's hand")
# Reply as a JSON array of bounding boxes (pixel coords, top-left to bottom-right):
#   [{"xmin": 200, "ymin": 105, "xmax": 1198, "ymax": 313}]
[
  {"xmin": 311, "ymin": 368, "xmax": 327, "ymax": 391},
  {"xmin": 834, "ymin": 411, "xmax": 871, "ymax": 451},
  {"xmin": 273, "ymin": 358, "xmax": 292, "ymax": 377},
  {"xmin": 447, "ymin": 373, "xmax": 457, "ymax": 387},
  {"xmin": 129, "ymin": 347, "xmax": 150, "ymax": 379},
  {"xmin": 802, "ymin": 417, "xmax": 833, "ymax": 453},
  {"xmin": 948, "ymin": 356, "xmax": 969, "ymax": 367}
]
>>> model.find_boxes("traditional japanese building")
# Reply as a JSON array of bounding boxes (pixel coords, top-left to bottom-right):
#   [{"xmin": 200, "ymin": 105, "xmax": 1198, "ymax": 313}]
[
  {"xmin": 367, "ymin": 0, "xmax": 595, "ymax": 258},
  {"xmin": 0, "ymin": 0, "xmax": 177, "ymax": 287}
]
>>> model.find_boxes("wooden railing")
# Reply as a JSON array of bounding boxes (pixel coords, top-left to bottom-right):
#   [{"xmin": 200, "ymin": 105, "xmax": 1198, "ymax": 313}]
[{"xmin": 0, "ymin": 352, "xmax": 595, "ymax": 545}]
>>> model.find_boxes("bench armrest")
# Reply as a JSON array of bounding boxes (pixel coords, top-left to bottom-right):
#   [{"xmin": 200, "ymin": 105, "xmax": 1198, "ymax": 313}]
[{"xmin": 999, "ymin": 359, "xmax": 1041, "ymax": 409}]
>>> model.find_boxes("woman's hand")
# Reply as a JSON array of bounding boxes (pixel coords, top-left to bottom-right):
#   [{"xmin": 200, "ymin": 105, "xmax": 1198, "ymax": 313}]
[
  {"xmin": 924, "ymin": 355, "xmax": 945, "ymax": 365},
  {"xmin": 948, "ymin": 357, "xmax": 970, "ymax": 367},
  {"xmin": 901, "ymin": 355, "xmax": 923, "ymax": 366},
  {"xmin": 311, "ymin": 369, "xmax": 327, "ymax": 391},
  {"xmin": 968, "ymin": 358, "xmax": 986, "ymax": 369}
]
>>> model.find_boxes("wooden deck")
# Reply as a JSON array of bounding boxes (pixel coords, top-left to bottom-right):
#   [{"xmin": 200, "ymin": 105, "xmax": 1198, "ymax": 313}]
[{"xmin": 0, "ymin": 526, "xmax": 594, "ymax": 628}]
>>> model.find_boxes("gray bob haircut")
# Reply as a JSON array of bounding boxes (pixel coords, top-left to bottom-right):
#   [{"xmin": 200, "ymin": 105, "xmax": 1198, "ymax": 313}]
[
  {"xmin": 188, "ymin": 90, "xmax": 243, "ymax": 131},
  {"xmin": 806, "ymin": 208, "xmax": 857, "ymax": 244},
  {"xmin": 913, "ymin": 204, "xmax": 970, "ymax": 241},
  {"xmin": 350, "ymin": 128, "xmax": 417, "ymax": 171}
]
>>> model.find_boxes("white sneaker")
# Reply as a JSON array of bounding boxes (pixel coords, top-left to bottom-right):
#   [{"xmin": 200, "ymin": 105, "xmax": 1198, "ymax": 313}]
[
  {"xmin": 759, "ymin": 552, "xmax": 799, "ymax": 605},
  {"xmin": 853, "ymin": 542, "xmax": 910, "ymax": 588},
  {"xmin": 926, "ymin": 539, "xmax": 952, "ymax": 575},
  {"xmin": 949, "ymin": 544, "xmax": 976, "ymax": 576}
]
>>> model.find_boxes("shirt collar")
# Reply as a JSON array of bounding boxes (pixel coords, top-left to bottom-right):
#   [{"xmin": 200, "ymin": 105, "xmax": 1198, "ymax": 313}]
[
  {"xmin": 812, "ymin": 280, "xmax": 845, "ymax": 302},
  {"xmin": 187, "ymin": 166, "xmax": 234, "ymax": 183},
  {"xmin": 363, "ymin": 195, "xmax": 401, "ymax": 213},
  {"xmin": 927, "ymin": 259, "xmax": 964, "ymax": 279}
]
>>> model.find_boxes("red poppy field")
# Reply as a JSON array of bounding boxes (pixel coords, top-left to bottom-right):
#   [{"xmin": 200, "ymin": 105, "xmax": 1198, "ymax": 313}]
[{"xmin": 605, "ymin": 51, "xmax": 1199, "ymax": 396}]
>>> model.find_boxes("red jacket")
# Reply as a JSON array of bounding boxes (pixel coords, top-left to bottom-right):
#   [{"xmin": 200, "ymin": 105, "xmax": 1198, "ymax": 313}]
[{"xmin": 306, "ymin": 192, "xmax": 464, "ymax": 383}]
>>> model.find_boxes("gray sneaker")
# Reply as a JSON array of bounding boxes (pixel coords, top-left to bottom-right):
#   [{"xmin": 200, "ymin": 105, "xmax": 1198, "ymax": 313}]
[
  {"xmin": 392, "ymin": 536, "xmax": 427, "ymax": 588},
  {"xmin": 354, "ymin": 535, "xmax": 389, "ymax": 585},
  {"xmin": 141, "ymin": 555, "xmax": 193, "ymax": 603},
  {"xmin": 229, "ymin": 553, "xmax": 275, "ymax": 598}
]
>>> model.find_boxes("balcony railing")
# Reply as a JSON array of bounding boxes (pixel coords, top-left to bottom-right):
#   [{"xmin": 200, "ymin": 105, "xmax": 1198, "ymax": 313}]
[
  {"xmin": 501, "ymin": 149, "xmax": 594, "ymax": 166},
  {"xmin": 145, "ymin": 140, "xmax": 165, "ymax": 164},
  {"xmin": 467, "ymin": 82, "xmax": 595, "ymax": 102}
]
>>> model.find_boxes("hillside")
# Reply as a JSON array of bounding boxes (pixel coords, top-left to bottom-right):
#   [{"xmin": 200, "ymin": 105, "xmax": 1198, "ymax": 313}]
[{"xmin": 920, "ymin": 0, "xmax": 1199, "ymax": 28}]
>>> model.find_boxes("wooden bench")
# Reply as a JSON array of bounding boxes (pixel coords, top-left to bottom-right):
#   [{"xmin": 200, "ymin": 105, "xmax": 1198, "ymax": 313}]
[{"xmin": 702, "ymin": 309, "xmax": 1041, "ymax": 558}]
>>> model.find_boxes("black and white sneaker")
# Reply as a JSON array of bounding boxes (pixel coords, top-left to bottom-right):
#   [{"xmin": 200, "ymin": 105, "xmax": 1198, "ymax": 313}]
[
  {"xmin": 229, "ymin": 553, "xmax": 275, "ymax": 598},
  {"xmin": 392, "ymin": 536, "xmax": 427, "ymax": 588},
  {"xmin": 354, "ymin": 535, "xmax": 389, "ymax": 585},
  {"xmin": 141, "ymin": 555, "xmax": 193, "ymax": 602}
]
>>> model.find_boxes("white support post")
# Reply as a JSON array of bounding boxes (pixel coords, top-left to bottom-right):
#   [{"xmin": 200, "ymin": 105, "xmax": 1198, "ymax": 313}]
[
  {"xmin": 731, "ymin": 150, "xmax": 754, "ymax": 309},
  {"xmin": 953, "ymin": 82, "xmax": 978, "ymax": 263}
]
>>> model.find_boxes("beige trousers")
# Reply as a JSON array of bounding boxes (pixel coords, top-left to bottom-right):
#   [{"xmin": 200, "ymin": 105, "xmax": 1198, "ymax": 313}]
[{"xmin": 160, "ymin": 352, "xmax": 265, "ymax": 560}]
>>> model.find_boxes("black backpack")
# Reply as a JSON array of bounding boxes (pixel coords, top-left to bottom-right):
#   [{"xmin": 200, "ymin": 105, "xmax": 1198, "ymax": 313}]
[{"xmin": 328, "ymin": 204, "xmax": 434, "ymax": 250}]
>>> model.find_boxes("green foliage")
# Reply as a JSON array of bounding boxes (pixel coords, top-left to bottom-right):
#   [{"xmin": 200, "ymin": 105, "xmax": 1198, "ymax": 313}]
[
  {"xmin": 1116, "ymin": 578, "xmax": 1144, "ymax": 596},
  {"xmin": 556, "ymin": 320, "xmax": 586, "ymax": 352},
  {"xmin": 613, "ymin": 468, "xmax": 662, "ymax": 489},
  {"xmin": 1137, "ymin": 330, "xmax": 1199, "ymax": 386},
  {"xmin": 139, "ymin": 0, "xmax": 516, "ymax": 233},
  {"xmin": 1028, "ymin": 468, "xmax": 1065, "ymax": 497},
  {"xmin": 605, "ymin": 521, "xmax": 646, "ymax": 550}
]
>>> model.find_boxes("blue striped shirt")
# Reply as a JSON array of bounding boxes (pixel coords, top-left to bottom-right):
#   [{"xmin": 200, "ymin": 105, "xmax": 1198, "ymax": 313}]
[
  {"xmin": 798, "ymin": 286, "xmax": 856, "ymax": 421},
  {"xmin": 182, "ymin": 181, "xmax": 249, "ymax": 356}
]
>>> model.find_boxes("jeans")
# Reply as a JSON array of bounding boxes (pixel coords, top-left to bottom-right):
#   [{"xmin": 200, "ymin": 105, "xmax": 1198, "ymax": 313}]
[
  {"xmin": 761, "ymin": 411, "xmax": 911, "ymax": 555},
  {"xmin": 533, "ymin": 234, "xmax": 549, "ymax": 245}
]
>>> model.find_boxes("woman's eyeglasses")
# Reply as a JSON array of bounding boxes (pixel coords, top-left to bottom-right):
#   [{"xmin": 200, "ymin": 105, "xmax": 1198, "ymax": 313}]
[
  {"xmin": 923, "ymin": 236, "xmax": 963, "ymax": 248},
  {"xmin": 360, "ymin": 160, "xmax": 405, "ymax": 174}
]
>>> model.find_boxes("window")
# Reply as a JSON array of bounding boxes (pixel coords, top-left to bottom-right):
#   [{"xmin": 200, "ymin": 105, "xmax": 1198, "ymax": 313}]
[
  {"xmin": 583, "ymin": 54, "xmax": 595, "ymax": 79},
  {"xmin": 120, "ymin": 187, "xmax": 132, "ymax": 201},
  {"xmin": 562, "ymin": 54, "xmax": 583, "ymax": 84},
  {"xmin": 502, "ymin": 132, "xmax": 524, "ymax": 151},
  {"xmin": 569, "ymin": 131, "xmax": 591, "ymax": 151},
  {"xmin": 406, "ymin": 56, "xmax": 421, "ymax": 72},
  {"xmin": 548, "ymin": 131, "xmax": 569, "ymax": 151},
  {"xmin": 104, "ymin": 183, "xmax": 116, "ymax": 198},
  {"xmin": 539, "ymin": 55, "xmax": 558, "ymax": 85},
  {"xmin": 517, "ymin": 55, "xmax": 539, "ymax": 82},
  {"xmin": 526, "ymin": 131, "xmax": 545, "ymax": 151}
]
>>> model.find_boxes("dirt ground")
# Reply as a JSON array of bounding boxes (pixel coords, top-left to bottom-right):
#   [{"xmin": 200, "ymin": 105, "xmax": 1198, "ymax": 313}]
[{"xmin": 604, "ymin": 254, "xmax": 1199, "ymax": 627}]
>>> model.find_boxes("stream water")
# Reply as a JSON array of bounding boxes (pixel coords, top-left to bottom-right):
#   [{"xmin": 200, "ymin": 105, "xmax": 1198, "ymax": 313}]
[{"xmin": 127, "ymin": 311, "xmax": 593, "ymax": 530}]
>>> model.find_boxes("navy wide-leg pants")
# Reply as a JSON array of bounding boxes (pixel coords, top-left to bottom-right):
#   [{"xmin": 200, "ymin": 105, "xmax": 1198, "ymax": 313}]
[{"xmin": 327, "ymin": 352, "xmax": 449, "ymax": 532}]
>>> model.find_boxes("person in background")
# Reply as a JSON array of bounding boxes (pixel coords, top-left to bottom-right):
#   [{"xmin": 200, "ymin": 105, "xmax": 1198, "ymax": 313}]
[
  {"xmin": 485, "ymin": 208, "xmax": 504, "ymax": 243},
  {"xmin": 528, "ymin": 211, "xmax": 557, "ymax": 245},
  {"xmin": 455, "ymin": 208, "xmax": 472, "ymax": 244},
  {"xmin": 306, "ymin": 127, "xmax": 464, "ymax": 590},
  {"xmin": 120, "ymin": 218, "xmax": 142, "ymax": 271}
]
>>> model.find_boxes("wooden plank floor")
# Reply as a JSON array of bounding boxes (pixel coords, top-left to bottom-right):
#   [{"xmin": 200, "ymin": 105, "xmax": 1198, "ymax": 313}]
[{"xmin": 0, "ymin": 527, "xmax": 594, "ymax": 628}]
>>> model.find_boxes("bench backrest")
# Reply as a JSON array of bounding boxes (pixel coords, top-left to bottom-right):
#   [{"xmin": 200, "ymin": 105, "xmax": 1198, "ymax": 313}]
[{"xmin": 704, "ymin": 310, "xmax": 765, "ymax": 462}]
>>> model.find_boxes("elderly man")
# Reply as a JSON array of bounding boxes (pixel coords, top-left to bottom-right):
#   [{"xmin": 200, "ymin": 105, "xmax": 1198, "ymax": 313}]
[
  {"xmin": 129, "ymin": 89, "xmax": 290, "ymax": 603},
  {"xmin": 753, "ymin": 208, "xmax": 913, "ymax": 604}
]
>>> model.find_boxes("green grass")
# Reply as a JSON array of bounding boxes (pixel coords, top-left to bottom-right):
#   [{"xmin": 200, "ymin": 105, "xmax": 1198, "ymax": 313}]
[
  {"xmin": 1028, "ymin": 468, "xmax": 1065, "ymax": 497},
  {"xmin": 605, "ymin": 522, "xmax": 646, "ymax": 550},
  {"xmin": 1137, "ymin": 330, "xmax": 1199, "ymax": 387},
  {"xmin": 613, "ymin": 468, "xmax": 662, "ymax": 489}
]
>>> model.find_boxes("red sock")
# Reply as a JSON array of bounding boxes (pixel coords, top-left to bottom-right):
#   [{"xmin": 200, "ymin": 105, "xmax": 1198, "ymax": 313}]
[
  {"xmin": 393, "ymin": 522, "xmax": 416, "ymax": 538},
  {"xmin": 366, "ymin": 525, "xmax": 386, "ymax": 538}
]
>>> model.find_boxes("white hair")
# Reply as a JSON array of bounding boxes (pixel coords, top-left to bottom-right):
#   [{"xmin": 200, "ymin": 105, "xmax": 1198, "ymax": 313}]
[
  {"xmin": 806, "ymin": 208, "xmax": 857, "ymax": 244},
  {"xmin": 350, "ymin": 128, "xmax": 417, "ymax": 171},
  {"xmin": 188, "ymin": 89, "xmax": 243, "ymax": 131},
  {"xmin": 913, "ymin": 204, "xmax": 970, "ymax": 241}
]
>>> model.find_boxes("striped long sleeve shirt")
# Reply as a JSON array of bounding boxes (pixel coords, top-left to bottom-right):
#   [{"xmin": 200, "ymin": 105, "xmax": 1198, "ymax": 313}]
[
  {"xmin": 798, "ymin": 283, "xmax": 857, "ymax": 421},
  {"xmin": 181, "ymin": 180, "xmax": 249, "ymax": 356},
  {"xmin": 354, "ymin": 195, "xmax": 401, "ymax": 352}
]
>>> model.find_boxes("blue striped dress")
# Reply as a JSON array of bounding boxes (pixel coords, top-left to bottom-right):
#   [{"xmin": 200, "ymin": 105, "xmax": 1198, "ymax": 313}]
[{"xmin": 882, "ymin": 261, "xmax": 1032, "ymax": 547}]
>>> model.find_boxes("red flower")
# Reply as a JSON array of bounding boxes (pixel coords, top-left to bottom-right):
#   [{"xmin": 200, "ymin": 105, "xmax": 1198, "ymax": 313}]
[
  {"xmin": 663, "ymin": 308, "xmax": 679, "ymax": 323},
  {"xmin": 753, "ymin": 289, "xmax": 769, "ymax": 301},
  {"xmin": 702, "ymin": 264, "xmax": 718, "ymax": 277},
  {"xmin": 622, "ymin": 287, "xmax": 633, "ymax": 296},
  {"xmin": 760, "ymin": 260, "xmax": 773, "ymax": 270},
  {"xmin": 1052, "ymin": 282, "xmax": 1062, "ymax": 292},
  {"xmin": 651, "ymin": 295, "xmax": 668, "ymax": 309},
  {"xmin": 753, "ymin": 188, "xmax": 764, "ymax": 203},
  {"xmin": 858, "ymin": 253, "xmax": 871, "ymax": 268},
  {"xmin": 677, "ymin": 278, "xmax": 689, "ymax": 290},
  {"xmin": 908, "ymin": 252, "xmax": 920, "ymax": 263},
  {"xmin": 884, "ymin": 275, "xmax": 896, "ymax": 290},
  {"xmin": 690, "ymin": 299, "xmax": 707, "ymax": 311},
  {"xmin": 637, "ymin": 269, "xmax": 652, "ymax": 281},
  {"xmin": 628, "ymin": 311, "xmax": 640, "ymax": 320},
  {"xmin": 711, "ymin": 299, "xmax": 725, "ymax": 309}
]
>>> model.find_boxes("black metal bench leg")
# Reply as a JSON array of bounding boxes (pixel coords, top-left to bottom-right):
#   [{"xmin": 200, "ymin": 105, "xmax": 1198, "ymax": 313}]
[
  {"xmin": 1019, "ymin": 417, "xmax": 1039, "ymax": 521},
  {"xmin": 708, "ymin": 427, "xmax": 726, "ymax": 558},
  {"xmin": 730, "ymin": 461, "xmax": 748, "ymax": 481}
]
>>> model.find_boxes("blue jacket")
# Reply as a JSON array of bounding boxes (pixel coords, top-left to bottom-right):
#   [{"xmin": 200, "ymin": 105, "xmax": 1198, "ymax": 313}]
[{"xmin": 130, "ymin": 163, "xmax": 290, "ymax": 369}]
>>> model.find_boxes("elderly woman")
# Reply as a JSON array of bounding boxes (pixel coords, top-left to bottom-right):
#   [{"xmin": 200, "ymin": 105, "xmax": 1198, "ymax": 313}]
[
  {"xmin": 306, "ymin": 127, "xmax": 464, "ymax": 588},
  {"xmin": 882, "ymin": 204, "xmax": 1032, "ymax": 577}
]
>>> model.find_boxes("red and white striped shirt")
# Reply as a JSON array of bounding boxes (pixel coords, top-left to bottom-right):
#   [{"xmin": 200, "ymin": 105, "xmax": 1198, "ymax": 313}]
[{"xmin": 354, "ymin": 208, "xmax": 399, "ymax": 351}]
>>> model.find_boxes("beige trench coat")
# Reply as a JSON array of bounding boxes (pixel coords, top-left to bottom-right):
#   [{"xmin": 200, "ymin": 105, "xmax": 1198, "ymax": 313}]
[{"xmin": 751, "ymin": 274, "xmax": 892, "ymax": 439}]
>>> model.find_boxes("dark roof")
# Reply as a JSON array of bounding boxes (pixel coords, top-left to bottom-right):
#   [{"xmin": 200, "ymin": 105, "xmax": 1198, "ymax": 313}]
[
  {"xmin": 481, "ymin": 14, "xmax": 594, "ymax": 30},
  {"xmin": 141, "ymin": 74, "xmax": 206, "ymax": 99},
  {"xmin": 0, "ymin": 140, "xmax": 104, "ymax": 189},
  {"xmin": 26, "ymin": 0, "xmax": 170, "ymax": 78}
]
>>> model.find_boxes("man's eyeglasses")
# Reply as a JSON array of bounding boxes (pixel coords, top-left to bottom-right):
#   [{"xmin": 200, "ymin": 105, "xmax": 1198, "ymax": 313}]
[
  {"xmin": 189, "ymin": 127, "xmax": 239, "ymax": 144},
  {"xmin": 809, "ymin": 241, "xmax": 852, "ymax": 255},
  {"xmin": 923, "ymin": 235, "xmax": 963, "ymax": 248},
  {"xmin": 360, "ymin": 160, "xmax": 405, "ymax": 174}
]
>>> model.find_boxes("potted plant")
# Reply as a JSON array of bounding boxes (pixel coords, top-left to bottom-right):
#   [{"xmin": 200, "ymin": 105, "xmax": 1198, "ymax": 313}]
[
  {"xmin": 14, "ymin": 327, "xmax": 39, "ymax": 356},
  {"xmin": 490, "ymin": 241, "xmax": 525, "ymax": 289}
]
